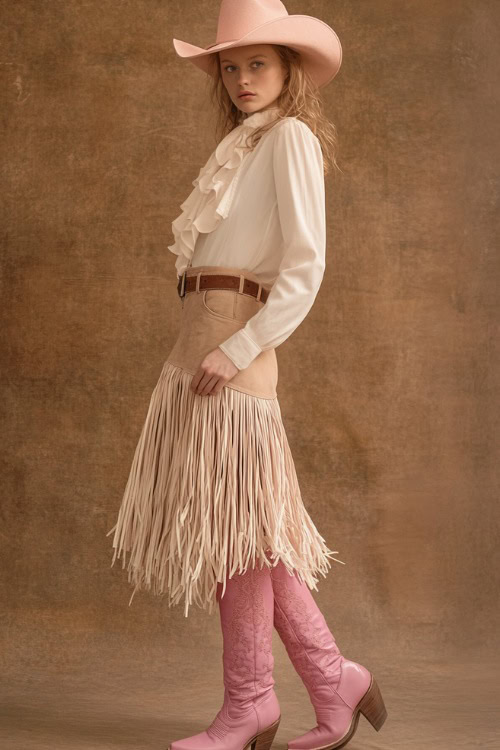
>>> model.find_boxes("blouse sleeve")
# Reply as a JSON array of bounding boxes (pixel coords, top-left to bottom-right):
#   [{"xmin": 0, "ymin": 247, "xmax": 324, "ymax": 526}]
[{"xmin": 217, "ymin": 118, "xmax": 326, "ymax": 371}]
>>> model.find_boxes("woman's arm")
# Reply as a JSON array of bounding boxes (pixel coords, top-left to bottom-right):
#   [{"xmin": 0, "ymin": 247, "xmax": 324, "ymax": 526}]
[{"xmin": 217, "ymin": 118, "xmax": 327, "ymax": 371}]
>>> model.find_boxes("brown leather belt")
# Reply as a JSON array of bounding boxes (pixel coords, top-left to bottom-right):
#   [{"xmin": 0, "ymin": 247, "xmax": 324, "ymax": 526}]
[{"xmin": 177, "ymin": 272, "xmax": 270, "ymax": 303}]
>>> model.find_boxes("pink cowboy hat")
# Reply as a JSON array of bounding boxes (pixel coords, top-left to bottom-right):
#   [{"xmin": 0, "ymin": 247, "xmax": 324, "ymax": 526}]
[{"xmin": 172, "ymin": 0, "xmax": 343, "ymax": 89}]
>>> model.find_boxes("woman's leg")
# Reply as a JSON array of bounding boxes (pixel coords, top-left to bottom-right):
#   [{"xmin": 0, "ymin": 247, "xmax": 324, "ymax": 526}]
[
  {"xmin": 168, "ymin": 563, "xmax": 281, "ymax": 750},
  {"xmin": 270, "ymin": 560, "xmax": 387, "ymax": 750}
]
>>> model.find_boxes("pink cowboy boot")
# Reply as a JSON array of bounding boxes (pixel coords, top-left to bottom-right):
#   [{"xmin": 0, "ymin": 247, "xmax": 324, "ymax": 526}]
[
  {"xmin": 270, "ymin": 561, "xmax": 387, "ymax": 750},
  {"xmin": 168, "ymin": 564, "xmax": 281, "ymax": 750}
]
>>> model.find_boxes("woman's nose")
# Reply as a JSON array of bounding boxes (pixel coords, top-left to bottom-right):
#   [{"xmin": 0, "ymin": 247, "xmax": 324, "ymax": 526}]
[{"xmin": 237, "ymin": 71, "xmax": 251, "ymax": 85}]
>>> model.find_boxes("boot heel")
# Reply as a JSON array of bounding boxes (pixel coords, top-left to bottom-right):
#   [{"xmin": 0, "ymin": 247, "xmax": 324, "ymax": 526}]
[
  {"xmin": 250, "ymin": 716, "xmax": 280, "ymax": 750},
  {"xmin": 358, "ymin": 675, "xmax": 387, "ymax": 731}
]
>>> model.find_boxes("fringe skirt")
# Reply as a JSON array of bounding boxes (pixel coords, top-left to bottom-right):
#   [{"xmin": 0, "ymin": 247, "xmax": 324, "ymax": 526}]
[{"xmin": 106, "ymin": 265, "xmax": 345, "ymax": 617}]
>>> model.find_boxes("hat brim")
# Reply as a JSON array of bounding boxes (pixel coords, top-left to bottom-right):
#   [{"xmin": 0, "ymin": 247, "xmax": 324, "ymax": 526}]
[{"xmin": 172, "ymin": 15, "xmax": 342, "ymax": 88}]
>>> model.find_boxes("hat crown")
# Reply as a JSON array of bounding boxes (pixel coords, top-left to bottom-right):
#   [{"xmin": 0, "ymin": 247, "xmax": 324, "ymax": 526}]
[{"xmin": 214, "ymin": 0, "xmax": 288, "ymax": 45}]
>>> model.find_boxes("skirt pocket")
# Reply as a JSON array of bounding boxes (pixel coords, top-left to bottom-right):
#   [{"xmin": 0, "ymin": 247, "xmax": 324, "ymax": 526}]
[
  {"xmin": 202, "ymin": 289, "xmax": 239, "ymax": 321},
  {"xmin": 202, "ymin": 288, "xmax": 264, "ymax": 323}
]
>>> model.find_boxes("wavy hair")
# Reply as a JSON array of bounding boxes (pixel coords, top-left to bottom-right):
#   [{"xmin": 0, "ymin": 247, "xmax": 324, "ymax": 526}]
[{"xmin": 205, "ymin": 44, "xmax": 342, "ymax": 177}]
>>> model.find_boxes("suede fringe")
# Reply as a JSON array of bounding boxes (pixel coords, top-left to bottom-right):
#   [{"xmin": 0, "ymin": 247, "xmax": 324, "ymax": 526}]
[{"xmin": 106, "ymin": 361, "xmax": 345, "ymax": 617}]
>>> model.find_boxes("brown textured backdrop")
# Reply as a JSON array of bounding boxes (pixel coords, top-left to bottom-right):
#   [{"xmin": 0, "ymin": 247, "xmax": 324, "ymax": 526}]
[{"xmin": 1, "ymin": 1, "xmax": 499, "ymax": 748}]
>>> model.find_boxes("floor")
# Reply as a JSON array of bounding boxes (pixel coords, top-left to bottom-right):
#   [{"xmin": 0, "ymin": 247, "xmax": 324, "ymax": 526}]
[{"xmin": 1, "ymin": 635, "xmax": 497, "ymax": 750}]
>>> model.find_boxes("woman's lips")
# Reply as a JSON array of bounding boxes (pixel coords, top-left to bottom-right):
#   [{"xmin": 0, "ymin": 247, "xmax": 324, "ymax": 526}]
[{"xmin": 239, "ymin": 93, "xmax": 255, "ymax": 99}]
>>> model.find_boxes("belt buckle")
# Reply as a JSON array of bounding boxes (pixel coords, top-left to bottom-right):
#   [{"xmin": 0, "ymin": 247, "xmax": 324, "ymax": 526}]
[{"xmin": 178, "ymin": 271, "xmax": 187, "ymax": 299}]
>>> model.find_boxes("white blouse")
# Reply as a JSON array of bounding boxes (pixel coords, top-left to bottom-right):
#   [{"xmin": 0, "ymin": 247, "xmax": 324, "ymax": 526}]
[{"xmin": 167, "ymin": 106, "xmax": 326, "ymax": 371}]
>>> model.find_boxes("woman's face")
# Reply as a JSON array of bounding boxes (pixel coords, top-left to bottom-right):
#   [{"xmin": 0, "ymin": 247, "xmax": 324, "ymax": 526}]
[{"xmin": 219, "ymin": 44, "xmax": 287, "ymax": 114}]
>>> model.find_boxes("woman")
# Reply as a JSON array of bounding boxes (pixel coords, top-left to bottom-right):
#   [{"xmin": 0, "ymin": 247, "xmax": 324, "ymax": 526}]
[{"xmin": 106, "ymin": 2, "xmax": 388, "ymax": 749}]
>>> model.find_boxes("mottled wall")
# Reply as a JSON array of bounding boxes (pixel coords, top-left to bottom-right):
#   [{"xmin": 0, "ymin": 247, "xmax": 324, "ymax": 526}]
[{"xmin": 1, "ymin": 0, "xmax": 499, "ymax": 688}]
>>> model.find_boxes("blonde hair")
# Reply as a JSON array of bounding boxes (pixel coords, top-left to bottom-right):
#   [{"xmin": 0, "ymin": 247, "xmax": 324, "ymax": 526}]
[{"xmin": 205, "ymin": 44, "xmax": 342, "ymax": 177}]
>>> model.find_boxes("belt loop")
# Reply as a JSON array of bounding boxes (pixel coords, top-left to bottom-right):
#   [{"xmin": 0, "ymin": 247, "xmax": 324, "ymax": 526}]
[
  {"xmin": 196, "ymin": 272, "xmax": 201, "ymax": 293},
  {"xmin": 256, "ymin": 283, "xmax": 262, "ymax": 302},
  {"xmin": 239, "ymin": 274, "xmax": 244, "ymax": 294}
]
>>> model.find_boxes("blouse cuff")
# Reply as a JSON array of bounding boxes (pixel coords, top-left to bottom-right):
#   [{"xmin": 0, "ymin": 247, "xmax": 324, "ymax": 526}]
[{"xmin": 218, "ymin": 328, "xmax": 262, "ymax": 371}]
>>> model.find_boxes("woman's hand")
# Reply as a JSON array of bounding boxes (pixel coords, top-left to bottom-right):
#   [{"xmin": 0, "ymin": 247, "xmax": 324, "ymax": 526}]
[{"xmin": 190, "ymin": 347, "xmax": 239, "ymax": 396}]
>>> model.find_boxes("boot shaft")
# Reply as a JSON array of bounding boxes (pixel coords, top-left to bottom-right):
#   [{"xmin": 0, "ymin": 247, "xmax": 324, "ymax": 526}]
[{"xmin": 218, "ymin": 565, "xmax": 277, "ymax": 707}]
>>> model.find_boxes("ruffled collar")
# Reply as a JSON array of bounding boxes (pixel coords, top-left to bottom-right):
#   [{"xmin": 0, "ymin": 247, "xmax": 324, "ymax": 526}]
[
  {"xmin": 167, "ymin": 107, "xmax": 280, "ymax": 277},
  {"xmin": 238, "ymin": 106, "xmax": 280, "ymax": 129}
]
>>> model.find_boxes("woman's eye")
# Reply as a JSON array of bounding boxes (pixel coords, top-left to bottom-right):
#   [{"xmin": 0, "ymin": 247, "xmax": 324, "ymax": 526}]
[{"xmin": 223, "ymin": 61, "xmax": 264, "ymax": 72}]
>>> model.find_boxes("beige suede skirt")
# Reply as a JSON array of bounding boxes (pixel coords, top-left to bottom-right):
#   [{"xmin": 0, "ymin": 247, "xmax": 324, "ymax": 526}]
[{"xmin": 106, "ymin": 265, "xmax": 344, "ymax": 617}]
